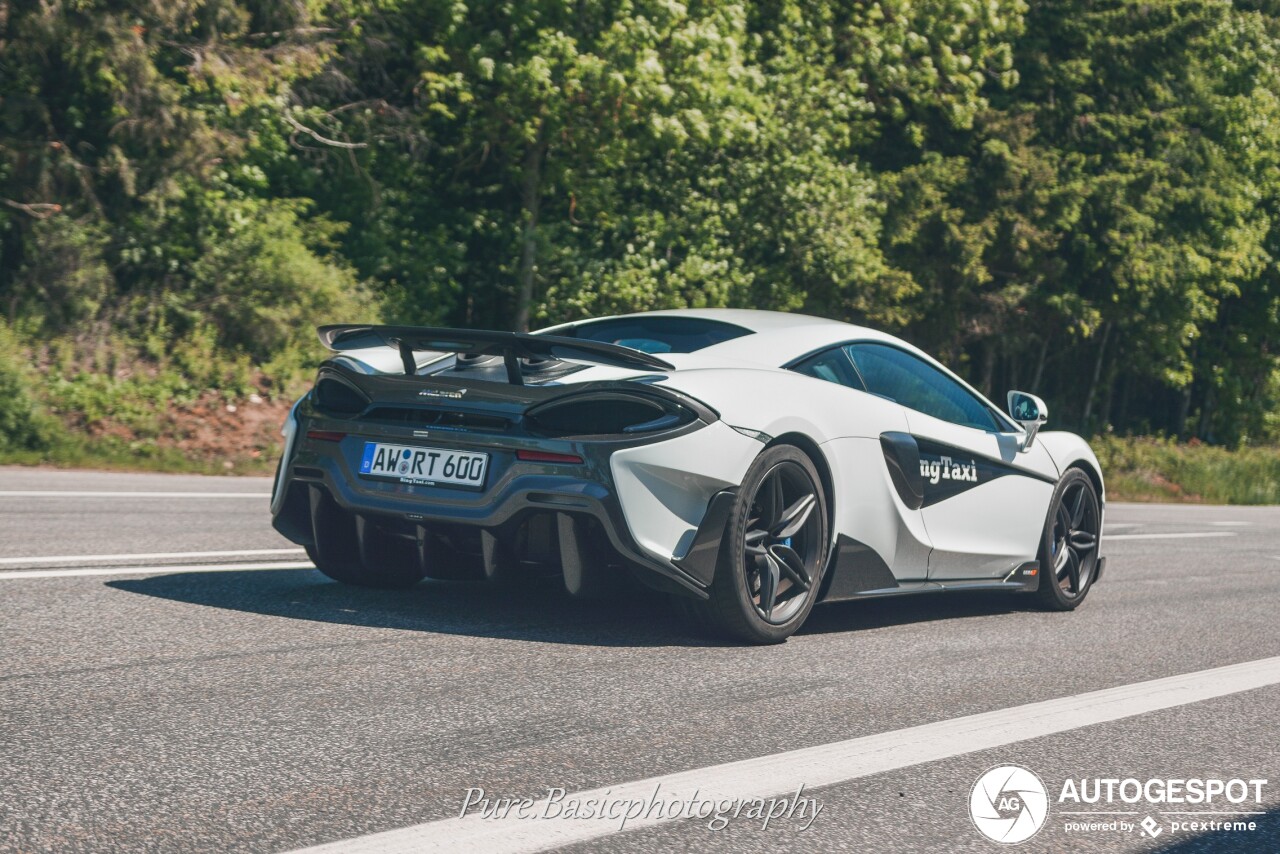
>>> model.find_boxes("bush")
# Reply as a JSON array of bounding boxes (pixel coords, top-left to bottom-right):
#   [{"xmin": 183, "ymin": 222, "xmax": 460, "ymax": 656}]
[
  {"xmin": 0, "ymin": 327, "xmax": 56, "ymax": 453},
  {"xmin": 190, "ymin": 197, "xmax": 378, "ymax": 387},
  {"xmin": 1094, "ymin": 435, "xmax": 1280, "ymax": 505}
]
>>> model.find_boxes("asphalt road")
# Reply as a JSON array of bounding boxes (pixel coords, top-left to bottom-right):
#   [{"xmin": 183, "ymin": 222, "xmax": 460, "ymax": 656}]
[{"xmin": 1, "ymin": 466, "xmax": 1277, "ymax": 853}]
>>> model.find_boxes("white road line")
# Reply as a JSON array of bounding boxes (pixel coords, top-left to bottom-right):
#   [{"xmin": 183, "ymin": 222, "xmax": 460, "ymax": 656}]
[
  {"xmin": 0, "ymin": 491, "xmax": 270, "ymax": 498},
  {"xmin": 0, "ymin": 561, "xmax": 314, "ymax": 580},
  {"xmin": 0, "ymin": 548, "xmax": 305, "ymax": 566},
  {"xmin": 285, "ymin": 656, "xmax": 1280, "ymax": 854},
  {"xmin": 1105, "ymin": 532, "xmax": 1236, "ymax": 541},
  {"xmin": 1108, "ymin": 502, "xmax": 1254, "ymax": 509}
]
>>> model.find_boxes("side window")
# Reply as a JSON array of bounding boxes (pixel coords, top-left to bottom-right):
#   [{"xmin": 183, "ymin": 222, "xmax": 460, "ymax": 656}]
[
  {"xmin": 846, "ymin": 343, "xmax": 1000, "ymax": 432},
  {"xmin": 791, "ymin": 347, "xmax": 866, "ymax": 391}
]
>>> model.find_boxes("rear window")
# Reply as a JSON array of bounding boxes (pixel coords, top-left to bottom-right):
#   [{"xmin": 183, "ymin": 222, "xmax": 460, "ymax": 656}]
[{"xmin": 550, "ymin": 316, "xmax": 752, "ymax": 354}]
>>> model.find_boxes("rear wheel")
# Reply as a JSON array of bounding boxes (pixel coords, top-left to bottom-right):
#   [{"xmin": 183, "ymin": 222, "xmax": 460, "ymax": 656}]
[
  {"xmin": 1034, "ymin": 468, "xmax": 1101, "ymax": 610},
  {"xmin": 306, "ymin": 489, "xmax": 427, "ymax": 589},
  {"xmin": 685, "ymin": 444, "xmax": 829, "ymax": 644}
]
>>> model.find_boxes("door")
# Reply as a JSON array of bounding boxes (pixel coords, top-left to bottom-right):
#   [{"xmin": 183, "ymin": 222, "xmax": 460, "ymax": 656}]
[
  {"xmin": 790, "ymin": 345, "xmax": 933, "ymax": 584},
  {"xmin": 845, "ymin": 342, "xmax": 1058, "ymax": 580}
]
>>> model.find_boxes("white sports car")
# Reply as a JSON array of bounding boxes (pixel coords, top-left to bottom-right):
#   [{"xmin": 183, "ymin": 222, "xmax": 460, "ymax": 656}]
[{"xmin": 271, "ymin": 309, "xmax": 1105, "ymax": 643}]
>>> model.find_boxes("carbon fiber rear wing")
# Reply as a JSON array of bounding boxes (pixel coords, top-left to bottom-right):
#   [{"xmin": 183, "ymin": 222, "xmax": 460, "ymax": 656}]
[{"xmin": 317, "ymin": 324, "xmax": 674, "ymax": 385}]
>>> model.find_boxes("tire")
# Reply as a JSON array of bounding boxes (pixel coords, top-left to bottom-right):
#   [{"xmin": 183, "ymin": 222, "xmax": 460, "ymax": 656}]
[
  {"xmin": 305, "ymin": 543, "xmax": 365, "ymax": 585},
  {"xmin": 306, "ymin": 490, "xmax": 427, "ymax": 589},
  {"xmin": 685, "ymin": 444, "xmax": 830, "ymax": 644},
  {"xmin": 1034, "ymin": 468, "xmax": 1101, "ymax": 611},
  {"xmin": 307, "ymin": 536, "xmax": 427, "ymax": 590}
]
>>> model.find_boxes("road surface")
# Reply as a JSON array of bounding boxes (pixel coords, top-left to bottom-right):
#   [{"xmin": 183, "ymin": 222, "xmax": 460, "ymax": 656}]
[{"xmin": 0, "ymin": 466, "xmax": 1276, "ymax": 853}]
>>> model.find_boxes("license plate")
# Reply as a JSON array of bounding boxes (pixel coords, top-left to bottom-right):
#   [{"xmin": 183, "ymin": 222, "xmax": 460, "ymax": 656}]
[{"xmin": 359, "ymin": 442, "xmax": 488, "ymax": 488}]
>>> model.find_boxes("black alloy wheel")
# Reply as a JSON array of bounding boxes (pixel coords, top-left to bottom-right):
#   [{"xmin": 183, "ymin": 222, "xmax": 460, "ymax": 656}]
[
  {"xmin": 693, "ymin": 444, "xmax": 830, "ymax": 643},
  {"xmin": 1035, "ymin": 468, "xmax": 1101, "ymax": 610}
]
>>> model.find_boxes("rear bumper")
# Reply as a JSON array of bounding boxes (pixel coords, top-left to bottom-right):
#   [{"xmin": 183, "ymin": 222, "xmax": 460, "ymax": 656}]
[{"xmin": 272, "ymin": 429, "xmax": 714, "ymax": 598}]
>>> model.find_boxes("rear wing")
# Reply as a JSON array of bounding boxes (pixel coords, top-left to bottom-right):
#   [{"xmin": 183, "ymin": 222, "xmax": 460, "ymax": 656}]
[{"xmin": 317, "ymin": 324, "xmax": 674, "ymax": 385}]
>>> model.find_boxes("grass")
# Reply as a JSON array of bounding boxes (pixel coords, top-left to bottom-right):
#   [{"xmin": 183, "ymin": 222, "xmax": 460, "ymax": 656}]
[
  {"xmin": 1094, "ymin": 435, "xmax": 1280, "ymax": 504},
  {"xmin": 0, "ymin": 322, "xmax": 296, "ymax": 477},
  {"xmin": 0, "ymin": 437, "xmax": 277, "ymax": 476}
]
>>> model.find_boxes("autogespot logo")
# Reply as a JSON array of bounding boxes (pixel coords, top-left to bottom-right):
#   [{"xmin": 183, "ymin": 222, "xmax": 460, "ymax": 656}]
[{"xmin": 970, "ymin": 765, "xmax": 1050, "ymax": 844}]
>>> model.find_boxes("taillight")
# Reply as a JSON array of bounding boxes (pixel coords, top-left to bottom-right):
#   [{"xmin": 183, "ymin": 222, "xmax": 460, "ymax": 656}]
[
  {"xmin": 517, "ymin": 449, "xmax": 584, "ymax": 464},
  {"xmin": 525, "ymin": 393, "xmax": 695, "ymax": 438},
  {"xmin": 306, "ymin": 430, "xmax": 347, "ymax": 442}
]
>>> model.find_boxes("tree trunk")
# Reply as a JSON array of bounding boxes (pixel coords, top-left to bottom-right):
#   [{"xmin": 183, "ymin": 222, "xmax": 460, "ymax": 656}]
[
  {"xmin": 1175, "ymin": 385, "xmax": 1192, "ymax": 439},
  {"xmin": 1115, "ymin": 370, "xmax": 1131, "ymax": 430},
  {"xmin": 1081, "ymin": 322, "xmax": 1111, "ymax": 427},
  {"xmin": 513, "ymin": 123, "xmax": 548, "ymax": 333},
  {"xmin": 1100, "ymin": 354, "xmax": 1117, "ymax": 430},
  {"xmin": 979, "ymin": 340, "xmax": 996, "ymax": 397},
  {"xmin": 1030, "ymin": 332, "xmax": 1051, "ymax": 391},
  {"xmin": 1198, "ymin": 384, "xmax": 1215, "ymax": 442}
]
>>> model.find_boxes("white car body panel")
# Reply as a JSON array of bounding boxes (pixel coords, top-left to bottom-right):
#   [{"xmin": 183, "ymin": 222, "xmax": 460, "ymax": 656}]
[
  {"xmin": 1038, "ymin": 431, "xmax": 1106, "ymax": 501},
  {"xmin": 903, "ymin": 409, "xmax": 1058, "ymax": 580},
  {"xmin": 824, "ymin": 436, "xmax": 933, "ymax": 580},
  {"xmin": 1039, "ymin": 430, "xmax": 1108, "ymax": 555},
  {"xmin": 920, "ymin": 470, "xmax": 1054, "ymax": 578},
  {"xmin": 609, "ymin": 421, "xmax": 763, "ymax": 561}
]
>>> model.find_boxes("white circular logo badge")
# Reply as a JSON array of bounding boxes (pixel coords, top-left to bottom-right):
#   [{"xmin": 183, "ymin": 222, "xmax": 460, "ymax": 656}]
[{"xmin": 969, "ymin": 765, "xmax": 1049, "ymax": 844}]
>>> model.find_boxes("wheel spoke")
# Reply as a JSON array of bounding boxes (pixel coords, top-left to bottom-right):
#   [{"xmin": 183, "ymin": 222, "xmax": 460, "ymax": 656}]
[
  {"xmin": 1053, "ymin": 535, "xmax": 1070, "ymax": 572},
  {"xmin": 1069, "ymin": 530, "xmax": 1097, "ymax": 551},
  {"xmin": 757, "ymin": 472, "xmax": 784, "ymax": 530},
  {"xmin": 769, "ymin": 543, "xmax": 810, "ymax": 591},
  {"xmin": 1065, "ymin": 548, "xmax": 1081, "ymax": 593},
  {"xmin": 1069, "ymin": 485, "xmax": 1086, "ymax": 528},
  {"xmin": 1077, "ymin": 554, "xmax": 1092, "ymax": 590},
  {"xmin": 756, "ymin": 553, "xmax": 781, "ymax": 619},
  {"xmin": 772, "ymin": 493, "xmax": 816, "ymax": 539}
]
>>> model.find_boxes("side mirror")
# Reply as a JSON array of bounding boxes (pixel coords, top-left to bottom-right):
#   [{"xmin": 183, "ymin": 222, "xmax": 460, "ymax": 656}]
[{"xmin": 1007, "ymin": 391, "xmax": 1048, "ymax": 450}]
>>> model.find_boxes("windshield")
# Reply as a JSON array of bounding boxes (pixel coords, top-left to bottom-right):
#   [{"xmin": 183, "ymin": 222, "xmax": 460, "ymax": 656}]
[{"xmin": 551, "ymin": 316, "xmax": 752, "ymax": 354}]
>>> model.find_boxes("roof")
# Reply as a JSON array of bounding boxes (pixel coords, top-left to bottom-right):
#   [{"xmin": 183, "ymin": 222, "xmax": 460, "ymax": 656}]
[
  {"xmin": 538, "ymin": 307, "xmax": 900, "ymax": 367},
  {"xmin": 617, "ymin": 307, "xmax": 848, "ymax": 332}
]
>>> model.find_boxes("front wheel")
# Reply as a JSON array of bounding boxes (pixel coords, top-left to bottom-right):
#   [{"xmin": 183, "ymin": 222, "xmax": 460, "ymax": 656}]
[
  {"xmin": 687, "ymin": 444, "xmax": 830, "ymax": 644},
  {"xmin": 1034, "ymin": 468, "xmax": 1101, "ymax": 610}
]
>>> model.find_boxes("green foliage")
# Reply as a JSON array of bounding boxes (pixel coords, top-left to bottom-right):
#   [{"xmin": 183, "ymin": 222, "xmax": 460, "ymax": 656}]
[
  {"xmin": 0, "ymin": 325, "xmax": 57, "ymax": 453},
  {"xmin": 189, "ymin": 196, "xmax": 375, "ymax": 382},
  {"xmin": 0, "ymin": 0, "xmax": 363, "ymax": 384},
  {"xmin": 3, "ymin": 0, "xmax": 1280, "ymax": 461},
  {"xmin": 9, "ymin": 218, "xmax": 113, "ymax": 331},
  {"xmin": 1094, "ymin": 435, "xmax": 1280, "ymax": 504}
]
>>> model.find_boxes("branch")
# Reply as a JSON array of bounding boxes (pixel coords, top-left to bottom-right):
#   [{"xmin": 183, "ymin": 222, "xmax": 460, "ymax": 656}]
[
  {"xmin": 2, "ymin": 198, "xmax": 61, "ymax": 219},
  {"xmin": 282, "ymin": 112, "xmax": 367, "ymax": 149},
  {"xmin": 247, "ymin": 26, "xmax": 341, "ymax": 40}
]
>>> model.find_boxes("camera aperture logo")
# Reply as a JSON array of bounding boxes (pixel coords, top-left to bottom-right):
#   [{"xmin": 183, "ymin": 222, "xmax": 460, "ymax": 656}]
[{"xmin": 970, "ymin": 765, "xmax": 1050, "ymax": 844}]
